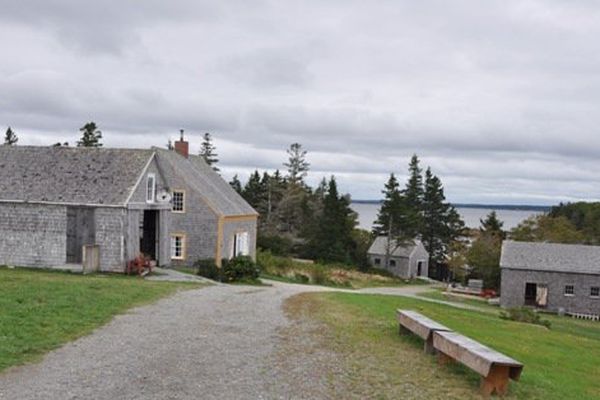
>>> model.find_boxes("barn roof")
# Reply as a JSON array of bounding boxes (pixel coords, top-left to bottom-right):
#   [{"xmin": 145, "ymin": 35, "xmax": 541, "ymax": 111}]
[
  {"xmin": 0, "ymin": 146, "xmax": 154, "ymax": 206},
  {"xmin": 154, "ymin": 149, "xmax": 257, "ymax": 217},
  {"xmin": 367, "ymin": 236, "xmax": 424, "ymax": 258},
  {"xmin": 500, "ymin": 240, "xmax": 600, "ymax": 275}
]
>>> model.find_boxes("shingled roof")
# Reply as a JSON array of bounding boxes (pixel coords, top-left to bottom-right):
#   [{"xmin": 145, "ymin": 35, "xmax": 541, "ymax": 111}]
[
  {"xmin": 154, "ymin": 149, "xmax": 257, "ymax": 217},
  {"xmin": 0, "ymin": 146, "xmax": 154, "ymax": 205},
  {"xmin": 500, "ymin": 240, "xmax": 600, "ymax": 275},
  {"xmin": 367, "ymin": 236, "xmax": 423, "ymax": 258}
]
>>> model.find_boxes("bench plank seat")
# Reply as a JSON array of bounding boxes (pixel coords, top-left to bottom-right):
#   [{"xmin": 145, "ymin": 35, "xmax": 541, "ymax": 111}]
[
  {"xmin": 397, "ymin": 310, "xmax": 452, "ymax": 354},
  {"xmin": 433, "ymin": 330, "xmax": 524, "ymax": 396}
]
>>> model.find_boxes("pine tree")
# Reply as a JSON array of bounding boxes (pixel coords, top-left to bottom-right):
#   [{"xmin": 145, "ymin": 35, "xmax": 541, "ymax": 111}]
[
  {"xmin": 403, "ymin": 154, "xmax": 424, "ymax": 237},
  {"xmin": 373, "ymin": 173, "xmax": 409, "ymax": 238},
  {"xmin": 284, "ymin": 143, "xmax": 310, "ymax": 184},
  {"xmin": 3, "ymin": 127, "xmax": 18, "ymax": 145},
  {"xmin": 421, "ymin": 167, "xmax": 464, "ymax": 265},
  {"xmin": 242, "ymin": 171, "xmax": 265, "ymax": 211},
  {"xmin": 480, "ymin": 211, "xmax": 505, "ymax": 238},
  {"xmin": 77, "ymin": 122, "xmax": 103, "ymax": 147},
  {"xmin": 308, "ymin": 176, "xmax": 357, "ymax": 263},
  {"xmin": 229, "ymin": 175, "xmax": 243, "ymax": 194},
  {"xmin": 199, "ymin": 132, "xmax": 219, "ymax": 171}
]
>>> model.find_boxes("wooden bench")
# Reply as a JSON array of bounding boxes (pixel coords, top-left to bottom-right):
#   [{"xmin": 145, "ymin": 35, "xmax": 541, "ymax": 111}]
[
  {"xmin": 396, "ymin": 310, "xmax": 452, "ymax": 354},
  {"xmin": 433, "ymin": 330, "xmax": 524, "ymax": 396}
]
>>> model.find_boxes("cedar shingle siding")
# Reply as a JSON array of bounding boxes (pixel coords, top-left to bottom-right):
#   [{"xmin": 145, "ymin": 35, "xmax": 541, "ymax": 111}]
[
  {"xmin": 0, "ymin": 146, "xmax": 257, "ymax": 271},
  {"xmin": 366, "ymin": 236, "xmax": 429, "ymax": 279}
]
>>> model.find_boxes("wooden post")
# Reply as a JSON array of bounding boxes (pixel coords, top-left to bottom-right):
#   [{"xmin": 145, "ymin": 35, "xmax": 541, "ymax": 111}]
[{"xmin": 480, "ymin": 365, "xmax": 510, "ymax": 396}]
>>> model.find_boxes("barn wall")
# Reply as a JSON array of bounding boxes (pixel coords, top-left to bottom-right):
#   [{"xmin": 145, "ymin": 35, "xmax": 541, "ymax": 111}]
[
  {"xmin": 0, "ymin": 203, "xmax": 67, "ymax": 267},
  {"xmin": 221, "ymin": 217, "xmax": 258, "ymax": 261}
]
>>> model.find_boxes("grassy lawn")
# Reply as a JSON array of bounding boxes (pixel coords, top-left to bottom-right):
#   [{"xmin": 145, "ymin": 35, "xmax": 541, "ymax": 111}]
[
  {"xmin": 287, "ymin": 292, "xmax": 600, "ymax": 399},
  {"xmin": 0, "ymin": 267, "xmax": 202, "ymax": 372}
]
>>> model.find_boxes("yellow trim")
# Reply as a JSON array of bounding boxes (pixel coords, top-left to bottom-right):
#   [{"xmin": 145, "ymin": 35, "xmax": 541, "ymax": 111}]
[
  {"xmin": 171, "ymin": 189, "xmax": 186, "ymax": 213},
  {"xmin": 170, "ymin": 232, "xmax": 187, "ymax": 260},
  {"xmin": 223, "ymin": 214, "xmax": 258, "ymax": 222},
  {"xmin": 215, "ymin": 217, "xmax": 224, "ymax": 267}
]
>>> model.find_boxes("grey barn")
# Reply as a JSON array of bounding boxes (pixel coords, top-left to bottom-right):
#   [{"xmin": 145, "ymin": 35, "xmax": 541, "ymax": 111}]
[
  {"xmin": 500, "ymin": 240, "xmax": 600, "ymax": 316},
  {"xmin": 0, "ymin": 136, "xmax": 257, "ymax": 272},
  {"xmin": 367, "ymin": 236, "xmax": 429, "ymax": 279}
]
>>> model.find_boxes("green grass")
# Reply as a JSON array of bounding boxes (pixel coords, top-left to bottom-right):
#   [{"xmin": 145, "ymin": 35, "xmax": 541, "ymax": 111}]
[
  {"xmin": 0, "ymin": 267, "xmax": 202, "ymax": 372},
  {"xmin": 294, "ymin": 292, "xmax": 600, "ymax": 399}
]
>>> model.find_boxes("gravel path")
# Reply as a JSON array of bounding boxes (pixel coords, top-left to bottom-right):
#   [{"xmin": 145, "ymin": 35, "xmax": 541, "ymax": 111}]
[{"xmin": 0, "ymin": 281, "xmax": 441, "ymax": 400}]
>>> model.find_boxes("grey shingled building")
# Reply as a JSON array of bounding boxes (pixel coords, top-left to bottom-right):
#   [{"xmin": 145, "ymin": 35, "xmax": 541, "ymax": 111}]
[
  {"xmin": 0, "ymin": 136, "xmax": 257, "ymax": 272},
  {"xmin": 367, "ymin": 236, "xmax": 429, "ymax": 279},
  {"xmin": 500, "ymin": 240, "xmax": 600, "ymax": 315}
]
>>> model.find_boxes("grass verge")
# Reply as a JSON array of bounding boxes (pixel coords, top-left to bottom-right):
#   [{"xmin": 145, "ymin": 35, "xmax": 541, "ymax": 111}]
[
  {"xmin": 0, "ymin": 267, "xmax": 202, "ymax": 372},
  {"xmin": 287, "ymin": 292, "xmax": 600, "ymax": 399}
]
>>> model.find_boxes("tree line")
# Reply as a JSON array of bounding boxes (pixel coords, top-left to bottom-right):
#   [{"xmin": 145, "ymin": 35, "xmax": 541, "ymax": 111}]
[{"xmin": 373, "ymin": 155, "xmax": 465, "ymax": 267}]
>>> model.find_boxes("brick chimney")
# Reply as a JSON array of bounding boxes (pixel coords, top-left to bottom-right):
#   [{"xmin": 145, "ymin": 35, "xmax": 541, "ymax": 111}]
[{"xmin": 174, "ymin": 129, "xmax": 189, "ymax": 158}]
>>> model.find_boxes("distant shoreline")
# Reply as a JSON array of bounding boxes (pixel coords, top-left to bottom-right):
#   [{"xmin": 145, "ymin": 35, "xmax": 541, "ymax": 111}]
[{"xmin": 351, "ymin": 200, "xmax": 551, "ymax": 212}]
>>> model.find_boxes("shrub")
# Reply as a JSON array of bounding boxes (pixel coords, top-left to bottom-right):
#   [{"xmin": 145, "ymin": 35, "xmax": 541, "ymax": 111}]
[
  {"xmin": 293, "ymin": 272, "xmax": 310, "ymax": 283},
  {"xmin": 194, "ymin": 258, "xmax": 221, "ymax": 281},
  {"xmin": 222, "ymin": 256, "xmax": 260, "ymax": 283},
  {"xmin": 257, "ymin": 234, "xmax": 293, "ymax": 256},
  {"xmin": 500, "ymin": 307, "xmax": 551, "ymax": 328},
  {"xmin": 310, "ymin": 265, "xmax": 329, "ymax": 285}
]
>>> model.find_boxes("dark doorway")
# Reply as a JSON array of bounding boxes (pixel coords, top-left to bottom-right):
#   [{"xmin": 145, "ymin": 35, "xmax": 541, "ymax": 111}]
[
  {"xmin": 524, "ymin": 283, "xmax": 537, "ymax": 306},
  {"xmin": 417, "ymin": 261, "xmax": 423, "ymax": 276},
  {"xmin": 140, "ymin": 210, "xmax": 158, "ymax": 260},
  {"xmin": 66, "ymin": 207, "xmax": 95, "ymax": 263}
]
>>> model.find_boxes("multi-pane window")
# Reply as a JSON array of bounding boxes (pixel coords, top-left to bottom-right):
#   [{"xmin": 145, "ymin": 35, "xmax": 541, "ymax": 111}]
[
  {"xmin": 171, "ymin": 234, "xmax": 185, "ymax": 260},
  {"xmin": 374, "ymin": 258, "xmax": 381, "ymax": 266},
  {"xmin": 172, "ymin": 191, "xmax": 185, "ymax": 212},
  {"xmin": 232, "ymin": 232, "xmax": 249, "ymax": 257},
  {"xmin": 146, "ymin": 174, "xmax": 156, "ymax": 203},
  {"xmin": 389, "ymin": 259, "xmax": 396, "ymax": 267},
  {"xmin": 564, "ymin": 285, "xmax": 575, "ymax": 296},
  {"xmin": 591, "ymin": 287, "xmax": 600, "ymax": 298}
]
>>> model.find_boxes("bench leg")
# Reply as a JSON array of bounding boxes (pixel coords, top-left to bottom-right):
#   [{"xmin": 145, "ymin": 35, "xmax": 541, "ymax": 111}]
[
  {"xmin": 437, "ymin": 352, "xmax": 454, "ymax": 366},
  {"xmin": 481, "ymin": 365, "xmax": 510, "ymax": 396},
  {"xmin": 424, "ymin": 338, "xmax": 436, "ymax": 355}
]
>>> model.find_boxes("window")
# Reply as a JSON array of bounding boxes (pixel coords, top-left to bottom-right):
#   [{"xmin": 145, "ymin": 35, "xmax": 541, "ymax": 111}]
[
  {"xmin": 170, "ymin": 234, "xmax": 185, "ymax": 260},
  {"xmin": 146, "ymin": 174, "xmax": 156, "ymax": 203},
  {"xmin": 389, "ymin": 259, "xmax": 396, "ymax": 267},
  {"xmin": 232, "ymin": 232, "xmax": 249, "ymax": 257},
  {"xmin": 172, "ymin": 190, "xmax": 185, "ymax": 213},
  {"xmin": 374, "ymin": 258, "xmax": 381, "ymax": 266},
  {"xmin": 564, "ymin": 285, "xmax": 575, "ymax": 296},
  {"xmin": 591, "ymin": 287, "xmax": 600, "ymax": 298}
]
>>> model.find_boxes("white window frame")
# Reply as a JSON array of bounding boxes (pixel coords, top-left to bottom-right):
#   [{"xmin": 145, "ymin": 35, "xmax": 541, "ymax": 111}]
[
  {"xmin": 170, "ymin": 233, "xmax": 186, "ymax": 260},
  {"xmin": 591, "ymin": 286, "xmax": 600, "ymax": 298},
  {"xmin": 564, "ymin": 285, "xmax": 575, "ymax": 297},
  {"xmin": 146, "ymin": 173, "xmax": 156, "ymax": 203},
  {"xmin": 232, "ymin": 231, "xmax": 249, "ymax": 257},
  {"xmin": 172, "ymin": 190, "xmax": 185, "ymax": 213}
]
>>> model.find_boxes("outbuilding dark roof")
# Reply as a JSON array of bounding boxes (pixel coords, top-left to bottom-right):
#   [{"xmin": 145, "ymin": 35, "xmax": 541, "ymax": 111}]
[
  {"xmin": 0, "ymin": 146, "xmax": 154, "ymax": 206},
  {"xmin": 367, "ymin": 236, "xmax": 423, "ymax": 258},
  {"xmin": 500, "ymin": 240, "xmax": 600, "ymax": 275}
]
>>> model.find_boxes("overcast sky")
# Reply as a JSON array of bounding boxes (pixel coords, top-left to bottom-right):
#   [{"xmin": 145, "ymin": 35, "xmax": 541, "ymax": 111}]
[{"xmin": 2, "ymin": 1, "xmax": 600, "ymax": 204}]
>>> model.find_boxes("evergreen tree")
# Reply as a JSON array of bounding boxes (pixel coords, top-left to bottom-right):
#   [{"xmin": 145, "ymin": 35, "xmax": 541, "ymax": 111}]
[
  {"xmin": 52, "ymin": 142, "xmax": 69, "ymax": 147},
  {"xmin": 373, "ymin": 173, "xmax": 409, "ymax": 238},
  {"xmin": 199, "ymin": 132, "xmax": 219, "ymax": 171},
  {"xmin": 421, "ymin": 167, "xmax": 464, "ymax": 265},
  {"xmin": 3, "ymin": 127, "xmax": 18, "ymax": 145},
  {"xmin": 284, "ymin": 143, "xmax": 310, "ymax": 184},
  {"xmin": 229, "ymin": 175, "xmax": 242, "ymax": 194},
  {"xmin": 242, "ymin": 171, "xmax": 265, "ymax": 211},
  {"xmin": 77, "ymin": 122, "xmax": 103, "ymax": 147},
  {"xmin": 308, "ymin": 176, "xmax": 357, "ymax": 263},
  {"xmin": 480, "ymin": 211, "xmax": 505, "ymax": 239},
  {"xmin": 402, "ymin": 154, "xmax": 424, "ymax": 237}
]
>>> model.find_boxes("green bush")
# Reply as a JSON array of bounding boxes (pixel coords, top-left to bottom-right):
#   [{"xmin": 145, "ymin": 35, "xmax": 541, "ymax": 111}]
[
  {"xmin": 310, "ymin": 265, "xmax": 329, "ymax": 285},
  {"xmin": 222, "ymin": 256, "xmax": 260, "ymax": 283},
  {"xmin": 294, "ymin": 272, "xmax": 310, "ymax": 283},
  {"xmin": 194, "ymin": 258, "xmax": 221, "ymax": 281},
  {"xmin": 500, "ymin": 307, "xmax": 551, "ymax": 328},
  {"xmin": 257, "ymin": 234, "xmax": 293, "ymax": 256}
]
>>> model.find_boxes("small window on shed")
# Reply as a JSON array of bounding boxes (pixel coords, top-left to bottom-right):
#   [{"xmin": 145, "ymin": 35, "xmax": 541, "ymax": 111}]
[
  {"xmin": 146, "ymin": 173, "xmax": 156, "ymax": 203},
  {"xmin": 564, "ymin": 285, "xmax": 575, "ymax": 296},
  {"xmin": 374, "ymin": 258, "xmax": 381, "ymax": 266},
  {"xmin": 170, "ymin": 234, "xmax": 186, "ymax": 260},
  {"xmin": 389, "ymin": 259, "xmax": 396, "ymax": 267},
  {"xmin": 591, "ymin": 287, "xmax": 600, "ymax": 298},
  {"xmin": 172, "ymin": 190, "xmax": 185, "ymax": 213},
  {"xmin": 232, "ymin": 232, "xmax": 249, "ymax": 257}
]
